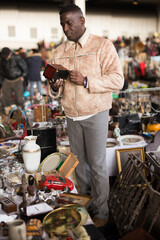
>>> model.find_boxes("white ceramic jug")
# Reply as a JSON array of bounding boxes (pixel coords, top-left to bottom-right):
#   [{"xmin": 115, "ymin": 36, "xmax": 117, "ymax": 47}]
[
  {"xmin": 8, "ymin": 219, "xmax": 26, "ymax": 240},
  {"xmin": 22, "ymin": 135, "xmax": 41, "ymax": 172}
]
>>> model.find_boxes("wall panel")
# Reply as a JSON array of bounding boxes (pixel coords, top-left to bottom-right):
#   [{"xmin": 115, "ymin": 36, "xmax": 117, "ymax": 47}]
[{"xmin": 0, "ymin": 7, "xmax": 157, "ymax": 49}]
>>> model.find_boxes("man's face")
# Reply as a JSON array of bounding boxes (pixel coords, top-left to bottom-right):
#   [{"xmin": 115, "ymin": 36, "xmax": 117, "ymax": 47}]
[
  {"xmin": 60, "ymin": 11, "xmax": 85, "ymax": 43},
  {"xmin": 6, "ymin": 52, "xmax": 12, "ymax": 60}
]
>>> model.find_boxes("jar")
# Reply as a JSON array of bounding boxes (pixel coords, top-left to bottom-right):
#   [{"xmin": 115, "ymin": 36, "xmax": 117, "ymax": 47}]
[
  {"xmin": 8, "ymin": 219, "xmax": 26, "ymax": 240},
  {"xmin": 22, "ymin": 135, "xmax": 41, "ymax": 173}
]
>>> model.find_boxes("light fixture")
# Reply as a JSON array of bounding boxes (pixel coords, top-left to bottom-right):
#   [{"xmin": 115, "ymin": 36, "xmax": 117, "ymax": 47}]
[{"xmin": 132, "ymin": 0, "xmax": 139, "ymax": 5}]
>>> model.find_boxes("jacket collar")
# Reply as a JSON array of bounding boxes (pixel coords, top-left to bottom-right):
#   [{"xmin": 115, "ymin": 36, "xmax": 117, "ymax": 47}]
[
  {"xmin": 65, "ymin": 28, "xmax": 90, "ymax": 52},
  {"xmin": 27, "ymin": 53, "xmax": 41, "ymax": 58}
]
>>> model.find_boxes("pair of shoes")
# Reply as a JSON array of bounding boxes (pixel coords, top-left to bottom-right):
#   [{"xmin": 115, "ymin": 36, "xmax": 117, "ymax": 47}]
[{"xmin": 93, "ymin": 217, "xmax": 108, "ymax": 228}]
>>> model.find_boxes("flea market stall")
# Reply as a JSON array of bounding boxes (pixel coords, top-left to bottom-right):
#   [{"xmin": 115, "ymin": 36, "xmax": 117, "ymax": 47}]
[
  {"xmin": 0, "ymin": 100, "xmax": 107, "ymax": 240},
  {"xmin": 0, "ymin": 83, "xmax": 160, "ymax": 239}
]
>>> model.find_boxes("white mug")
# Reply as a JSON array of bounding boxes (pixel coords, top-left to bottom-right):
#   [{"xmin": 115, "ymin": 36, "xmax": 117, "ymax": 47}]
[{"xmin": 8, "ymin": 219, "xmax": 26, "ymax": 240}]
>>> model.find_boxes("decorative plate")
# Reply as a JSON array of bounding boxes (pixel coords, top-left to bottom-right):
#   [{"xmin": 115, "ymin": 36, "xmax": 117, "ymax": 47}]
[
  {"xmin": 43, "ymin": 205, "xmax": 81, "ymax": 235},
  {"xmin": 117, "ymin": 135, "xmax": 145, "ymax": 145},
  {"xmin": 39, "ymin": 152, "xmax": 63, "ymax": 172},
  {"xmin": 0, "ymin": 142, "xmax": 18, "ymax": 151},
  {"xmin": 64, "ymin": 204, "xmax": 88, "ymax": 226},
  {"xmin": 106, "ymin": 139, "xmax": 119, "ymax": 148}
]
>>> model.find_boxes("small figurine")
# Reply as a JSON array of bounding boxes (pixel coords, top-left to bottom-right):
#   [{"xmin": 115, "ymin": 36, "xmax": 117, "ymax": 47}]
[
  {"xmin": 19, "ymin": 174, "xmax": 27, "ymax": 214},
  {"xmin": 27, "ymin": 175, "xmax": 35, "ymax": 197},
  {"xmin": 113, "ymin": 122, "xmax": 121, "ymax": 138},
  {"xmin": 0, "ymin": 221, "xmax": 9, "ymax": 236}
]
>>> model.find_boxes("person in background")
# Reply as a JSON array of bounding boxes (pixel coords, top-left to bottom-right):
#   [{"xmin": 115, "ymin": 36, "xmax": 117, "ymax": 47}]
[
  {"xmin": 0, "ymin": 51, "xmax": 2, "ymax": 89},
  {"xmin": 0, "ymin": 51, "xmax": 3, "ymax": 110},
  {"xmin": 15, "ymin": 47, "xmax": 28, "ymax": 92},
  {"xmin": 47, "ymin": 4, "xmax": 124, "ymax": 227},
  {"xmin": 0, "ymin": 47, "xmax": 28, "ymax": 109},
  {"xmin": 26, "ymin": 48, "xmax": 42, "ymax": 101}
]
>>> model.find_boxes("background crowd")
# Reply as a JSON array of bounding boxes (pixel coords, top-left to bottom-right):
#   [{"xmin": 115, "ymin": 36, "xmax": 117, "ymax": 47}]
[
  {"xmin": 0, "ymin": 33, "xmax": 160, "ymax": 112},
  {"xmin": 0, "ymin": 46, "xmax": 49, "ymax": 112}
]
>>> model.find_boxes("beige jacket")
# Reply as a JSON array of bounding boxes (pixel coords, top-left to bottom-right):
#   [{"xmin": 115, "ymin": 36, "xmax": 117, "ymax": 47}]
[{"xmin": 48, "ymin": 28, "xmax": 124, "ymax": 117}]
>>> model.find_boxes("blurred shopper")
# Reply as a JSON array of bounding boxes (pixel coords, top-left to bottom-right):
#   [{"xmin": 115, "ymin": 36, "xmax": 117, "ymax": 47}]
[
  {"xmin": 26, "ymin": 48, "xmax": 42, "ymax": 100},
  {"xmin": 0, "ymin": 47, "xmax": 28, "ymax": 109},
  {"xmin": 15, "ymin": 47, "xmax": 28, "ymax": 92},
  {"xmin": 0, "ymin": 51, "xmax": 2, "ymax": 89}
]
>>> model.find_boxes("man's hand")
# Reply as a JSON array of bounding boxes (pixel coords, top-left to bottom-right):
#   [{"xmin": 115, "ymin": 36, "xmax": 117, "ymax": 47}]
[
  {"xmin": 69, "ymin": 70, "xmax": 84, "ymax": 85},
  {"xmin": 49, "ymin": 78, "xmax": 63, "ymax": 91}
]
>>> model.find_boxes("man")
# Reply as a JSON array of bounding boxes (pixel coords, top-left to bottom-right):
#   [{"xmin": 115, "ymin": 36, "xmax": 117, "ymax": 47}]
[
  {"xmin": 0, "ymin": 47, "xmax": 28, "ymax": 109},
  {"xmin": 47, "ymin": 4, "xmax": 124, "ymax": 227},
  {"xmin": 26, "ymin": 48, "xmax": 42, "ymax": 100}
]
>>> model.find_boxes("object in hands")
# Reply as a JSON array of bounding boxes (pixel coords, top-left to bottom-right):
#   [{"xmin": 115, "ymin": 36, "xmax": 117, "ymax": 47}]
[{"xmin": 43, "ymin": 64, "xmax": 69, "ymax": 82}]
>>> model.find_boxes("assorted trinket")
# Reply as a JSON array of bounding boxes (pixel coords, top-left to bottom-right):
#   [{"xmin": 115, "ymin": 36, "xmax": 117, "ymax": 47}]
[
  {"xmin": 27, "ymin": 219, "xmax": 43, "ymax": 237},
  {"xmin": 0, "ymin": 144, "xmax": 85, "ymax": 240},
  {"xmin": 0, "ymin": 197, "xmax": 17, "ymax": 213},
  {"xmin": 27, "ymin": 175, "xmax": 35, "ymax": 197}
]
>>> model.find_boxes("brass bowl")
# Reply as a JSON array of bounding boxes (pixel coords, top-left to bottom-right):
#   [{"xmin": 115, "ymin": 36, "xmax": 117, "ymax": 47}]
[
  {"xmin": 63, "ymin": 204, "xmax": 88, "ymax": 226},
  {"xmin": 43, "ymin": 204, "xmax": 82, "ymax": 235}
]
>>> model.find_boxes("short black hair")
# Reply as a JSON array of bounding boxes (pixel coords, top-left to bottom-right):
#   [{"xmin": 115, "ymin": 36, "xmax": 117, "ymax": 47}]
[
  {"xmin": 31, "ymin": 48, "xmax": 38, "ymax": 53},
  {"xmin": 1, "ymin": 47, "xmax": 11, "ymax": 59},
  {"xmin": 59, "ymin": 4, "xmax": 83, "ymax": 16}
]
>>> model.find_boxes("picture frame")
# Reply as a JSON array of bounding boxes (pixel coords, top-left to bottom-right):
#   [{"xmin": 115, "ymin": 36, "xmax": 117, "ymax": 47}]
[
  {"xmin": 116, "ymin": 147, "xmax": 145, "ymax": 174},
  {"xmin": 58, "ymin": 192, "xmax": 92, "ymax": 207}
]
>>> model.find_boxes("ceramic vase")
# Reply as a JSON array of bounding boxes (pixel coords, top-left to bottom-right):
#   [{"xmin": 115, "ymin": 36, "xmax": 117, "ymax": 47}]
[{"xmin": 22, "ymin": 135, "xmax": 41, "ymax": 173}]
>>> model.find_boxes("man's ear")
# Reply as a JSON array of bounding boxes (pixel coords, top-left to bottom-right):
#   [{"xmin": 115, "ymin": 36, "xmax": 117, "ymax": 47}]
[{"xmin": 80, "ymin": 16, "xmax": 85, "ymax": 26}]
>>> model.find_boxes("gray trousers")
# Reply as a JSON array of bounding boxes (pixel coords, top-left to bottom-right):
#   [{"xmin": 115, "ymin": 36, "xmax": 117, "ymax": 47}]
[
  {"xmin": 67, "ymin": 110, "xmax": 109, "ymax": 219},
  {"xmin": 2, "ymin": 78, "xmax": 24, "ymax": 108}
]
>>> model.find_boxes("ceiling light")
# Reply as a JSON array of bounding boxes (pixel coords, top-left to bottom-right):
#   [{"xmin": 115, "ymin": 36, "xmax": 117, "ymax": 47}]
[{"xmin": 132, "ymin": 0, "xmax": 139, "ymax": 5}]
